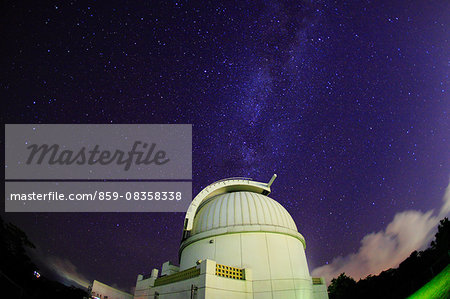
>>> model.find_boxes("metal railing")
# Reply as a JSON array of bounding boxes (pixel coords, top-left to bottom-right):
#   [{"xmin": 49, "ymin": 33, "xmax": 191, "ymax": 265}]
[
  {"xmin": 312, "ymin": 277, "xmax": 324, "ymax": 285},
  {"xmin": 154, "ymin": 267, "xmax": 200, "ymax": 287}
]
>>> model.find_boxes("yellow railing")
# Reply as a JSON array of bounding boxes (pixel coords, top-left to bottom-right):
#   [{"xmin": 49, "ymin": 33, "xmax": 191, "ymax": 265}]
[
  {"xmin": 154, "ymin": 266, "xmax": 200, "ymax": 286},
  {"xmin": 215, "ymin": 263, "xmax": 245, "ymax": 280},
  {"xmin": 312, "ymin": 277, "xmax": 323, "ymax": 285}
]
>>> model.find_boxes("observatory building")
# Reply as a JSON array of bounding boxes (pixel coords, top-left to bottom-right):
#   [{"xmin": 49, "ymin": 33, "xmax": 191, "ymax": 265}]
[{"xmin": 134, "ymin": 176, "xmax": 328, "ymax": 299}]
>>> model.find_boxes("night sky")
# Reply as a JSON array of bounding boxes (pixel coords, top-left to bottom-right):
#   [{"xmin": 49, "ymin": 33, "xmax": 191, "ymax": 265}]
[{"xmin": 1, "ymin": 0, "xmax": 449, "ymax": 293}]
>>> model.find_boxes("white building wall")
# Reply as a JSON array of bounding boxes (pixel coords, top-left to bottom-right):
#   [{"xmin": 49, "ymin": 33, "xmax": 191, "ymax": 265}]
[
  {"xmin": 312, "ymin": 284, "xmax": 329, "ymax": 299},
  {"xmin": 137, "ymin": 258, "xmax": 320, "ymax": 299},
  {"xmin": 135, "ymin": 184, "xmax": 329, "ymax": 299},
  {"xmin": 91, "ymin": 280, "xmax": 133, "ymax": 299},
  {"xmin": 137, "ymin": 259, "xmax": 254, "ymax": 299},
  {"xmin": 180, "ymin": 232, "xmax": 313, "ymax": 298}
]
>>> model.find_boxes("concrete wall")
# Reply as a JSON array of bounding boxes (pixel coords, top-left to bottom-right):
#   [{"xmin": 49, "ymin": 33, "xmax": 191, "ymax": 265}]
[
  {"xmin": 180, "ymin": 232, "xmax": 313, "ymax": 298},
  {"xmin": 143, "ymin": 259, "xmax": 253, "ymax": 299},
  {"xmin": 312, "ymin": 283, "xmax": 329, "ymax": 299},
  {"xmin": 135, "ymin": 258, "xmax": 325, "ymax": 298},
  {"xmin": 91, "ymin": 280, "xmax": 133, "ymax": 299}
]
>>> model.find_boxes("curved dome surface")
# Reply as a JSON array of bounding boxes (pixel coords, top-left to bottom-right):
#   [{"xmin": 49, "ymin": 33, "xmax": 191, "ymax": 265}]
[{"xmin": 191, "ymin": 191, "xmax": 298, "ymax": 235}]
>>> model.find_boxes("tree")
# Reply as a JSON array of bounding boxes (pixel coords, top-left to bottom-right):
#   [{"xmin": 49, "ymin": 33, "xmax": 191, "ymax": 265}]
[
  {"xmin": 327, "ymin": 217, "xmax": 450, "ymax": 298},
  {"xmin": 328, "ymin": 273, "xmax": 357, "ymax": 299},
  {"xmin": 0, "ymin": 216, "xmax": 88, "ymax": 298},
  {"xmin": 430, "ymin": 217, "xmax": 449, "ymax": 257},
  {"xmin": 0, "ymin": 216, "xmax": 37, "ymax": 293}
]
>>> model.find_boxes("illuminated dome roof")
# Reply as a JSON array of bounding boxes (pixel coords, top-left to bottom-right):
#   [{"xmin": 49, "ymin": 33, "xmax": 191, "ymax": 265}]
[
  {"xmin": 180, "ymin": 176, "xmax": 306, "ymax": 251},
  {"xmin": 191, "ymin": 191, "xmax": 298, "ymax": 235},
  {"xmin": 179, "ymin": 176, "xmax": 309, "ymax": 276}
]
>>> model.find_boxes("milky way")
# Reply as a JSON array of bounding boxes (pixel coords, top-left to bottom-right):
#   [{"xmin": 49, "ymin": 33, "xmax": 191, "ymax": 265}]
[{"xmin": 1, "ymin": 0, "xmax": 449, "ymax": 292}]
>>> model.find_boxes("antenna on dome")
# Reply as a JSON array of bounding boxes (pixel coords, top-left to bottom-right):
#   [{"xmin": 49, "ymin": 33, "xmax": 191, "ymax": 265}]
[{"xmin": 267, "ymin": 174, "xmax": 277, "ymax": 188}]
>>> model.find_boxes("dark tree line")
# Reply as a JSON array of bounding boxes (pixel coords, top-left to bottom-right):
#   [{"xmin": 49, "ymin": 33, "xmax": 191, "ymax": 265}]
[
  {"xmin": 328, "ymin": 217, "xmax": 450, "ymax": 299},
  {"xmin": 0, "ymin": 216, "xmax": 88, "ymax": 299}
]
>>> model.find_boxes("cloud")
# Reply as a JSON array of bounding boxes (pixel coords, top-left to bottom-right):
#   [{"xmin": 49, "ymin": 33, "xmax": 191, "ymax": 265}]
[
  {"xmin": 45, "ymin": 255, "xmax": 91, "ymax": 289},
  {"xmin": 312, "ymin": 181, "xmax": 450, "ymax": 284},
  {"xmin": 29, "ymin": 248, "xmax": 91, "ymax": 289},
  {"xmin": 439, "ymin": 181, "xmax": 450, "ymax": 217},
  {"xmin": 29, "ymin": 248, "xmax": 133, "ymax": 294},
  {"xmin": 31, "ymin": 251, "xmax": 133, "ymax": 294}
]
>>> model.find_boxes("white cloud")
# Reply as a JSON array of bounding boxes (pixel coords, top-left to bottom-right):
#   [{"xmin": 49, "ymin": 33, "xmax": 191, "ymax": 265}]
[
  {"xmin": 312, "ymin": 181, "xmax": 450, "ymax": 284},
  {"xmin": 439, "ymin": 181, "xmax": 450, "ymax": 218},
  {"xmin": 29, "ymin": 248, "xmax": 91, "ymax": 289},
  {"xmin": 46, "ymin": 255, "xmax": 91, "ymax": 289}
]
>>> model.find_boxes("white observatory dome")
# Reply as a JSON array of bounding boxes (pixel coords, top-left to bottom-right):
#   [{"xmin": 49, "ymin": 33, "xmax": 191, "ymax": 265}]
[
  {"xmin": 178, "ymin": 177, "xmax": 312, "ymax": 296},
  {"xmin": 134, "ymin": 177, "xmax": 329, "ymax": 299},
  {"xmin": 191, "ymin": 191, "xmax": 301, "ymax": 238}
]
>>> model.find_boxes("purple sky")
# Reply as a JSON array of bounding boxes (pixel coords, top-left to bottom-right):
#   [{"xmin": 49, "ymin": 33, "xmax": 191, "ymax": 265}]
[{"xmin": 1, "ymin": 0, "xmax": 449, "ymax": 293}]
